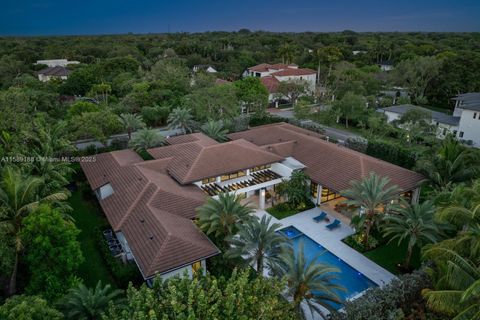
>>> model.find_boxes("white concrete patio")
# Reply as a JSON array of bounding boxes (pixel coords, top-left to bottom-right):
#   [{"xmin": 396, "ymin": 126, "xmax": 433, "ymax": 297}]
[{"xmin": 254, "ymin": 206, "xmax": 396, "ymax": 288}]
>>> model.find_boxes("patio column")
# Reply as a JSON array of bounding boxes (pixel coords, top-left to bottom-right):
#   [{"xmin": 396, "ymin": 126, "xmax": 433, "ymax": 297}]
[
  {"xmin": 411, "ymin": 187, "xmax": 420, "ymax": 204},
  {"xmin": 317, "ymin": 184, "xmax": 323, "ymax": 205},
  {"xmin": 216, "ymin": 176, "xmax": 221, "ymax": 183},
  {"xmin": 259, "ymin": 188, "xmax": 266, "ymax": 210}
]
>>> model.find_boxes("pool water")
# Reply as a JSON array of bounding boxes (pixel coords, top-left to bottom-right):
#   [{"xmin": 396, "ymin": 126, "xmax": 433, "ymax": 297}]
[{"xmin": 278, "ymin": 226, "xmax": 377, "ymax": 309}]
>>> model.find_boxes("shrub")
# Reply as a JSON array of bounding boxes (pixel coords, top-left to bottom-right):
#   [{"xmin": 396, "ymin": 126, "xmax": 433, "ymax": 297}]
[
  {"xmin": 249, "ymin": 113, "xmax": 284, "ymax": 127},
  {"xmin": 343, "ymin": 233, "xmax": 379, "ymax": 252},
  {"xmin": 366, "ymin": 139, "xmax": 419, "ymax": 169},
  {"xmin": 330, "ymin": 269, "xmax": 432, "ymax": 320},
  {"xmin": 345, "ymin": 136, "xmax": 368, "ymax": 153},
  {"xmin": 95, "ymin": 227, "xmax": 142, "ymax": 288}
]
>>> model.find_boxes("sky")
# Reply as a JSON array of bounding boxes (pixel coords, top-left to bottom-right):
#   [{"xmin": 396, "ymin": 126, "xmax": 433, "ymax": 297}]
[{"xmin": 1, "ymin": 0, "xmax": 480, "ymax": 36}]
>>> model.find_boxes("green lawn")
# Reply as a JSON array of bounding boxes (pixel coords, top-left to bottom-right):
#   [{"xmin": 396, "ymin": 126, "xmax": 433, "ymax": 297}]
[
  {"xmin": 68, "ymin": 190, "xmax": 116, "ymax": 287},
  {"xmin": 363, "ymin": 241, "xmax": 421, "ymax": 275},
  {"xmin": 266, "ymin": 202, "xmax": 315, "ymax": 220}
]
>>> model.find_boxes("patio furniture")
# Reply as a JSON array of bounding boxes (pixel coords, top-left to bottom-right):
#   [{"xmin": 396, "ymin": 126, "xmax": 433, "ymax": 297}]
[
  {"xmin": 313, "ymin": 212, "xmax": 327, "ymax": 222},
  {"xmin": 326, "ymin": 219, "xmax": 341, "ymax": 230}
]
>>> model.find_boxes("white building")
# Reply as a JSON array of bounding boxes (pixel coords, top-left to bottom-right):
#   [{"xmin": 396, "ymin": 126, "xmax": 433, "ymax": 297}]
[
  {"xmin": 377, "ymin": 61, "xmax": 394, "ymax": 72},
  {"xmin": 452, "ymin": 93, "xmax": 480, "ymax": 147},
  {"xmin": 192, "ymin": 64, "xmax": 217, "ymax": 73},
  {"xmin": 243, "ymin": 63, "xmax": 317, "ymax": 104},
  {"xmin": 35, "ymin": 59, "xmax": 79, "ymax": 67},
  {"xmin": 379, "ymin": 104, "xmax": 460, "ymax": 139}
]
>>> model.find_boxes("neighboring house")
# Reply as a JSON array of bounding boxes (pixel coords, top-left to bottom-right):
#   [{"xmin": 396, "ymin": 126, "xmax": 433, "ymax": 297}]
[
  {"xmin": 452, "ymin": 93, "xmax": 480, "ymax": 146},
  {"xmin": 352, "ymin": 50, "xmax": 367, "ymax": 55},
  {"xmin": 243, "ymin": 63, "xmax": 317, "ymax": 104},
  {"xmin": 81, "ymin": 124, "xmax": 424, "ymax": 284},
  {"xmin": 377, "ymin": 60, "xmax": 394, "ymax": 72},
  {"xmin": 35, "ymin": 59, "xmax": 79, "ymax": 67},
  {"xmin": 37, "ymin": 66, "xmax": 70, "ymax": 82},
  {"xmin": 193, "ymin": 64, "xmax": 217, "ymax": 73},
  {"xmin": 379, "ymin": 104, "xmax": 460, "ymax": 139}
]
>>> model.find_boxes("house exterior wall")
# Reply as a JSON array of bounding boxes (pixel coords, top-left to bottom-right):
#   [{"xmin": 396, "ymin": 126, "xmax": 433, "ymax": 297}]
[
  {"xmin": 159, "ymin": 259, "xmax": 206, "ymax": 280},
  {"xmin": 38, "ymin": 74, "xmax": 68, "ymax": 82},
  {"xmin": 457, "ymin": 109, "xmax": 480, "ymax": 146},
  {"xmin": 383, "ymin": 111, "xmax": 401, "ymax": 123},
  {"xmin": 274, "ymin": 74, "xmax": 316, "ymax": 91}
]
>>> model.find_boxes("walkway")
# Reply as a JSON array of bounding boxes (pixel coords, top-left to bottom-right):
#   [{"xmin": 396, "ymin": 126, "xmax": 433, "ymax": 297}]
[{"xmin": 253, "ymin": 207, "xmax": 396, "ymax": 288}]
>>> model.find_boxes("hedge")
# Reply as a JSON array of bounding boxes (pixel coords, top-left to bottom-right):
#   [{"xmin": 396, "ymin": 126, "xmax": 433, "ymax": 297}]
[{"xmin": 365, "ymin": 139, "xmax": 419, "ymax": 169}]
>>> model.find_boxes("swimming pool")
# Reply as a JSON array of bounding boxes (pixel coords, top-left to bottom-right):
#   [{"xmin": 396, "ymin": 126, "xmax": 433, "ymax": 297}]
[{"xmin": 278, "ymin": 226, "xmax": 377, "ymax": 309}]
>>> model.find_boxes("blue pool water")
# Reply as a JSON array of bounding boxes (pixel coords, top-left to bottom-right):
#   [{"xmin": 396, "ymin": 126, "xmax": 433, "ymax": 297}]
[{"xmin": 278, "ymin": 226, "xmax": 377, "ymax": 309}]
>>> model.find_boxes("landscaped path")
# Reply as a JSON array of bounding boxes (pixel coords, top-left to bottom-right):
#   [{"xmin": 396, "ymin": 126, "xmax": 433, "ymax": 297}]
[{"xmin": 254, "ymin": 207, "xmax": 396, "ymax": 287}]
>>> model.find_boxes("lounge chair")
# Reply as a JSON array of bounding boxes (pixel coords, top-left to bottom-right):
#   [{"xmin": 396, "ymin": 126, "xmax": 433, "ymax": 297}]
[
  {"xmin": 326, "ymin": 219, "xmax": 341, "ymax": 230},
  {"xmin": 313, "ymin": 212, "xmax": 327, "ymax": 222}
]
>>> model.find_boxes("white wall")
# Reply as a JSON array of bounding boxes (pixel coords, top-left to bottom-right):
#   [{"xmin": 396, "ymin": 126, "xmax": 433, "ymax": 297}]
[
  {"xmin": 458, "ymin": 109, "xmax": 480, "ymax": 146},
  {"xmin": 159, "ymin": 259, "xmax": 206, "ymax": 280},
  {"xmin": 274, "ymin": 74, "xmax": 316, "ymax": 91},
  {"xmin": 383, "ymin": 111, "xmax": 401, "ymax": 123}
]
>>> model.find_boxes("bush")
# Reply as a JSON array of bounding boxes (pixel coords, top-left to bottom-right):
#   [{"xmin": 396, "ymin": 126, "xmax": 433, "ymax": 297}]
[
  {"xmin": 249, "ymin": 113, "xmax": 284, "ymax": 127},
  {"xmin": 95, "ymin": 227, "xmax": 142, "ymax": 288},
  {"xmin": 366, "ymin": 139, "xmax": 419, "ymax": 169},
  {"xmin": 343, "ymin": 233, "xmax": 379, "ymax": 252},
  {"xmin": 266, "ymin": 200, "xmax": 315, "ymax": 220},
  {"xmin": 330, "ymin": 269, "xmax": 432, "ymax": 320},
  {"xmin": 344, "ymin": 136, "xmax": 368, "ymax": 153}
]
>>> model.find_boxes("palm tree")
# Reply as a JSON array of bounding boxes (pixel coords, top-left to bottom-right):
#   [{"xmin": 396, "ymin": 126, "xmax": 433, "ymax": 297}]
[
  {"xmin": 119, "ymin": 113, "xmax": 145, "ymax": 140},
  {"xmin": 197, "ymin": 193, "xmax": 255, "ymax": 246},
  {"xmin": 61, "ymin": 281, "xmax": 123, "ymax": 320},
  {"xmin": 383, "ymin": 200, "xmax": 440, "ymax": 269},
  {"xmin": 276, "ymin": 170, "xmax": 310, "ymax": 208},
  {"xmin": 201, "ymin": 119, "xmax": 228, "ymax": 142},
  {"xmin": 0, "ymin": 167, "xmax": 68, "ymax": 295},
  {"xmin": 341, "ymin": 172, "xmax": 400, "ymax": 249},
  {"xmin": 129, "ymin": 128, "xmax": 164, "ymax": 151},
  {"xmin": 273, "ymin": 243, "xmax": 344, "ymax": 319},
  {"xmin": 416, "ymin": 136, "xmax": 480, "ymax": 191},
  {"xmin": 278, "ymin": 43, "xmax": 295, "ymax": 64},
  {"xmin": 167, "ymin": 107, "xmax": 193, "ymax": 134},
  {"xmin": 226, "ymin": 215, "xmax": 287, "ymax": 275},
  {"xmin": 423, "ymin": 248, "xmax": 480, "ymax": 319}
]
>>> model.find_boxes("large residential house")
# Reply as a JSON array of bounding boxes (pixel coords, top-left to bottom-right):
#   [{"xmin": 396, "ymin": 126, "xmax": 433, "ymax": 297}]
[
  {"xmin": 243, "ymin": 63, "xmax": 317, "ymax": 105},
  {"xmin": 381, "ymin": 94, "xmax": 480, "ymax": 147},
  {"xmin": 81, "ymin": 123, "xmax": 424, "ymax": 283},
  {"xmin": 452, "ymin": 93, "xmax": 480, "ymax": 146},
  {"xmin": 380, "ymin": 104, "xmax": 460, "ymax": 139},
  {"xmin": 37, "ymin": 66, "xmax": 71, "ymax": 82}
]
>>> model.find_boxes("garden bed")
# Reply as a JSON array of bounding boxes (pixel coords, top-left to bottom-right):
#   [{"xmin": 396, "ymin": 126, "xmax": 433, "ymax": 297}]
[{"xmin": 266, "ymin": 201, "xmax": 315, "ymax": 220}]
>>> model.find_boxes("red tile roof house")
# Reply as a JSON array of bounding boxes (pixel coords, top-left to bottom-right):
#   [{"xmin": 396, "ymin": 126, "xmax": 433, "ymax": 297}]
[
  {"xmin": 81, "ymin": 123, "xmax": 424, "ymax": 284},
  {"xmin": 242, "ymin": 63, "xmax": 317, "ymax": 106}
]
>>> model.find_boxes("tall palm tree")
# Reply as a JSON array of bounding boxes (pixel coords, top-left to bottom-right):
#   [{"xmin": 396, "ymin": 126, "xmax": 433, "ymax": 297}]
[
  {"xmin": 273, "ymin": 243, "xmax": 344, "ymax": 319},
  {"xmin": 341, "ymin": 172, "xmax": 400, "ymax": 249},
  {"xmin": 0, "ymin": 166, "xmax": 68, "ymax": 295},
  {"xmin": 278, "ymin": 43, "xmax": 295, "ymax": 64},
  {"xmin": 226, "ymin": 215, "xmax": 287, "ymax": 275},
  {"xmin": 276, "ymin": 170, "xmax": 310, "ymax": 208},
  {"xmin": 416, "ymin": 136, "xmax": 480, "ymax": 191},
  {"xmin": 61, "ymin": 281, "xmax": 123, "ymax": 320},
  {"xmin": 383, "ymin": 200, "xmax": 440, "ymax": 269},
  {"xmin": 423, "ymin": 248, "xmax": 480, "ymax": 320},
  {"xmin": 197, "ymin": 193, "xmax": 255, "ymax": 246},
  {"xmin": 201, "ymin": 119, "xmax": 228, "ymax": 142},
  {"xmin": 167, "ymin": 107, "xmax": 193, "ymax": 134},
  {"xmin": 129, "ymin": 128, "xmax": 164, "ymax": 151},
  {"xmin": 119, "ymin": 113, "xmax": 145, "ymax": 140}
]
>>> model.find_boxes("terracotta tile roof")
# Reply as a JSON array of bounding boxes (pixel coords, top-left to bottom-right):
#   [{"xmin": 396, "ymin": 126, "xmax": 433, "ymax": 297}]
[
  {"xmin": 80, "ymin": 150, "xmax": 219, "ymax": 279},
  {"xmin": 148, "ymin": 134, "xmax": 284, "ymax": 184},
  {"xmin": 271, "ymin": 68, "xmax": 316, "ymax": 77},
  {"xmin": 261, "ymin": 76, "xmax": 280, "ymax": 93},
  {"xmin": 228, "ymin": 123, "xmax": 425, "ymax": 192}
]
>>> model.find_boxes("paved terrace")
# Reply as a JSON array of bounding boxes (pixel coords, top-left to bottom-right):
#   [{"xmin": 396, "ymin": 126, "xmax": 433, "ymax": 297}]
[{"xmin": 253, "ymin": 206, "xmax": 396, "ymax": 288}]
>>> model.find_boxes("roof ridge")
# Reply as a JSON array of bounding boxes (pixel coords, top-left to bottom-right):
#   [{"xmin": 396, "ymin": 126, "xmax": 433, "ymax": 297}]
[{"xmin": 117, "ymin": 180, "xmax": 156, "ymax": 229}]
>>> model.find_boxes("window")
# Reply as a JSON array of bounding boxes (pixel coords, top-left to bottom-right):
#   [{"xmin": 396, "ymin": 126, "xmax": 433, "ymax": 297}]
[
  {"xmin": 320, "ymin": 187, "xmax": 341, "ymax": 203},
  {"xmin": 453, "ymin": 130, "xmax": 458, "ymax": 136},
  {"xmin": 201, "ymin": 177, "xmax": 216, "ymax": 185},
  {"xmin": 310, "ymin": 183, "xmax": 318, "ymax": 198},
  {"xmin": 97, "ymin": 183, "xmax": 114, "ymax": 200},
  {"xmin": 192, "ymin": 261, "xmax": 202, "ymax": 275},
  {"xmin": 459, "ymin": 131, "xmax": 464, "ymax": 138},
  {"xmin": 474, "ymin": 112, "xmax": 477, "ymax": 119}
]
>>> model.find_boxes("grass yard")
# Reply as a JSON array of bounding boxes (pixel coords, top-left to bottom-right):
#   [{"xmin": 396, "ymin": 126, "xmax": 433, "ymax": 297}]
[
  {"xmin": 363, "ymin": 241, "xmax": 421, "ymax": 275},
  {"xmin": 68, "ymin": 190, "xmax": 116, "ymax": 287}
]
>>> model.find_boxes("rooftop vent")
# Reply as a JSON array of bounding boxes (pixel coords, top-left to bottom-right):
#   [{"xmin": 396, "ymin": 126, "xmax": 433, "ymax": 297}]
[
  {"xmin": 140, "ymin": 218, "xmax": 145, "ymax": 223},
  {"xmin": 149, "ymin": 235, "xmax": 154, "ymax": 240}
]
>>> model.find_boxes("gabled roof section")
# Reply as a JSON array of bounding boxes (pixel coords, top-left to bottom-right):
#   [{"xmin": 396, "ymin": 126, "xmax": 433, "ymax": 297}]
[
  {"xmin": 261, "ymin": 76, "xmax": 280, "ymax": 93},
  {"xmin": 228, "ymin": 123, "xmax": 425, "ymax": 192},
  {"xmin": 271, "ymin": 68, "xmax": 316, "ymax": 77},
  {"xmin": 165, "ymin": 139, "xmax": 284, "ymax": 184}
]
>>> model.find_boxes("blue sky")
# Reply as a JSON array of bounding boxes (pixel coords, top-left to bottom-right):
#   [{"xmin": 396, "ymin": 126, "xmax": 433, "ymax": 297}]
[{"xmin": 1, "ymin": 0, "xmax": 479, "ymax": 35}]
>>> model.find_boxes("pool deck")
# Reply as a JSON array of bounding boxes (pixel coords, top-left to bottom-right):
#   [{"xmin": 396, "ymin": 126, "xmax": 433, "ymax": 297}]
[{"xmin": 254, "ymin": 207, "xmax": 396, "ymax": 288}]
